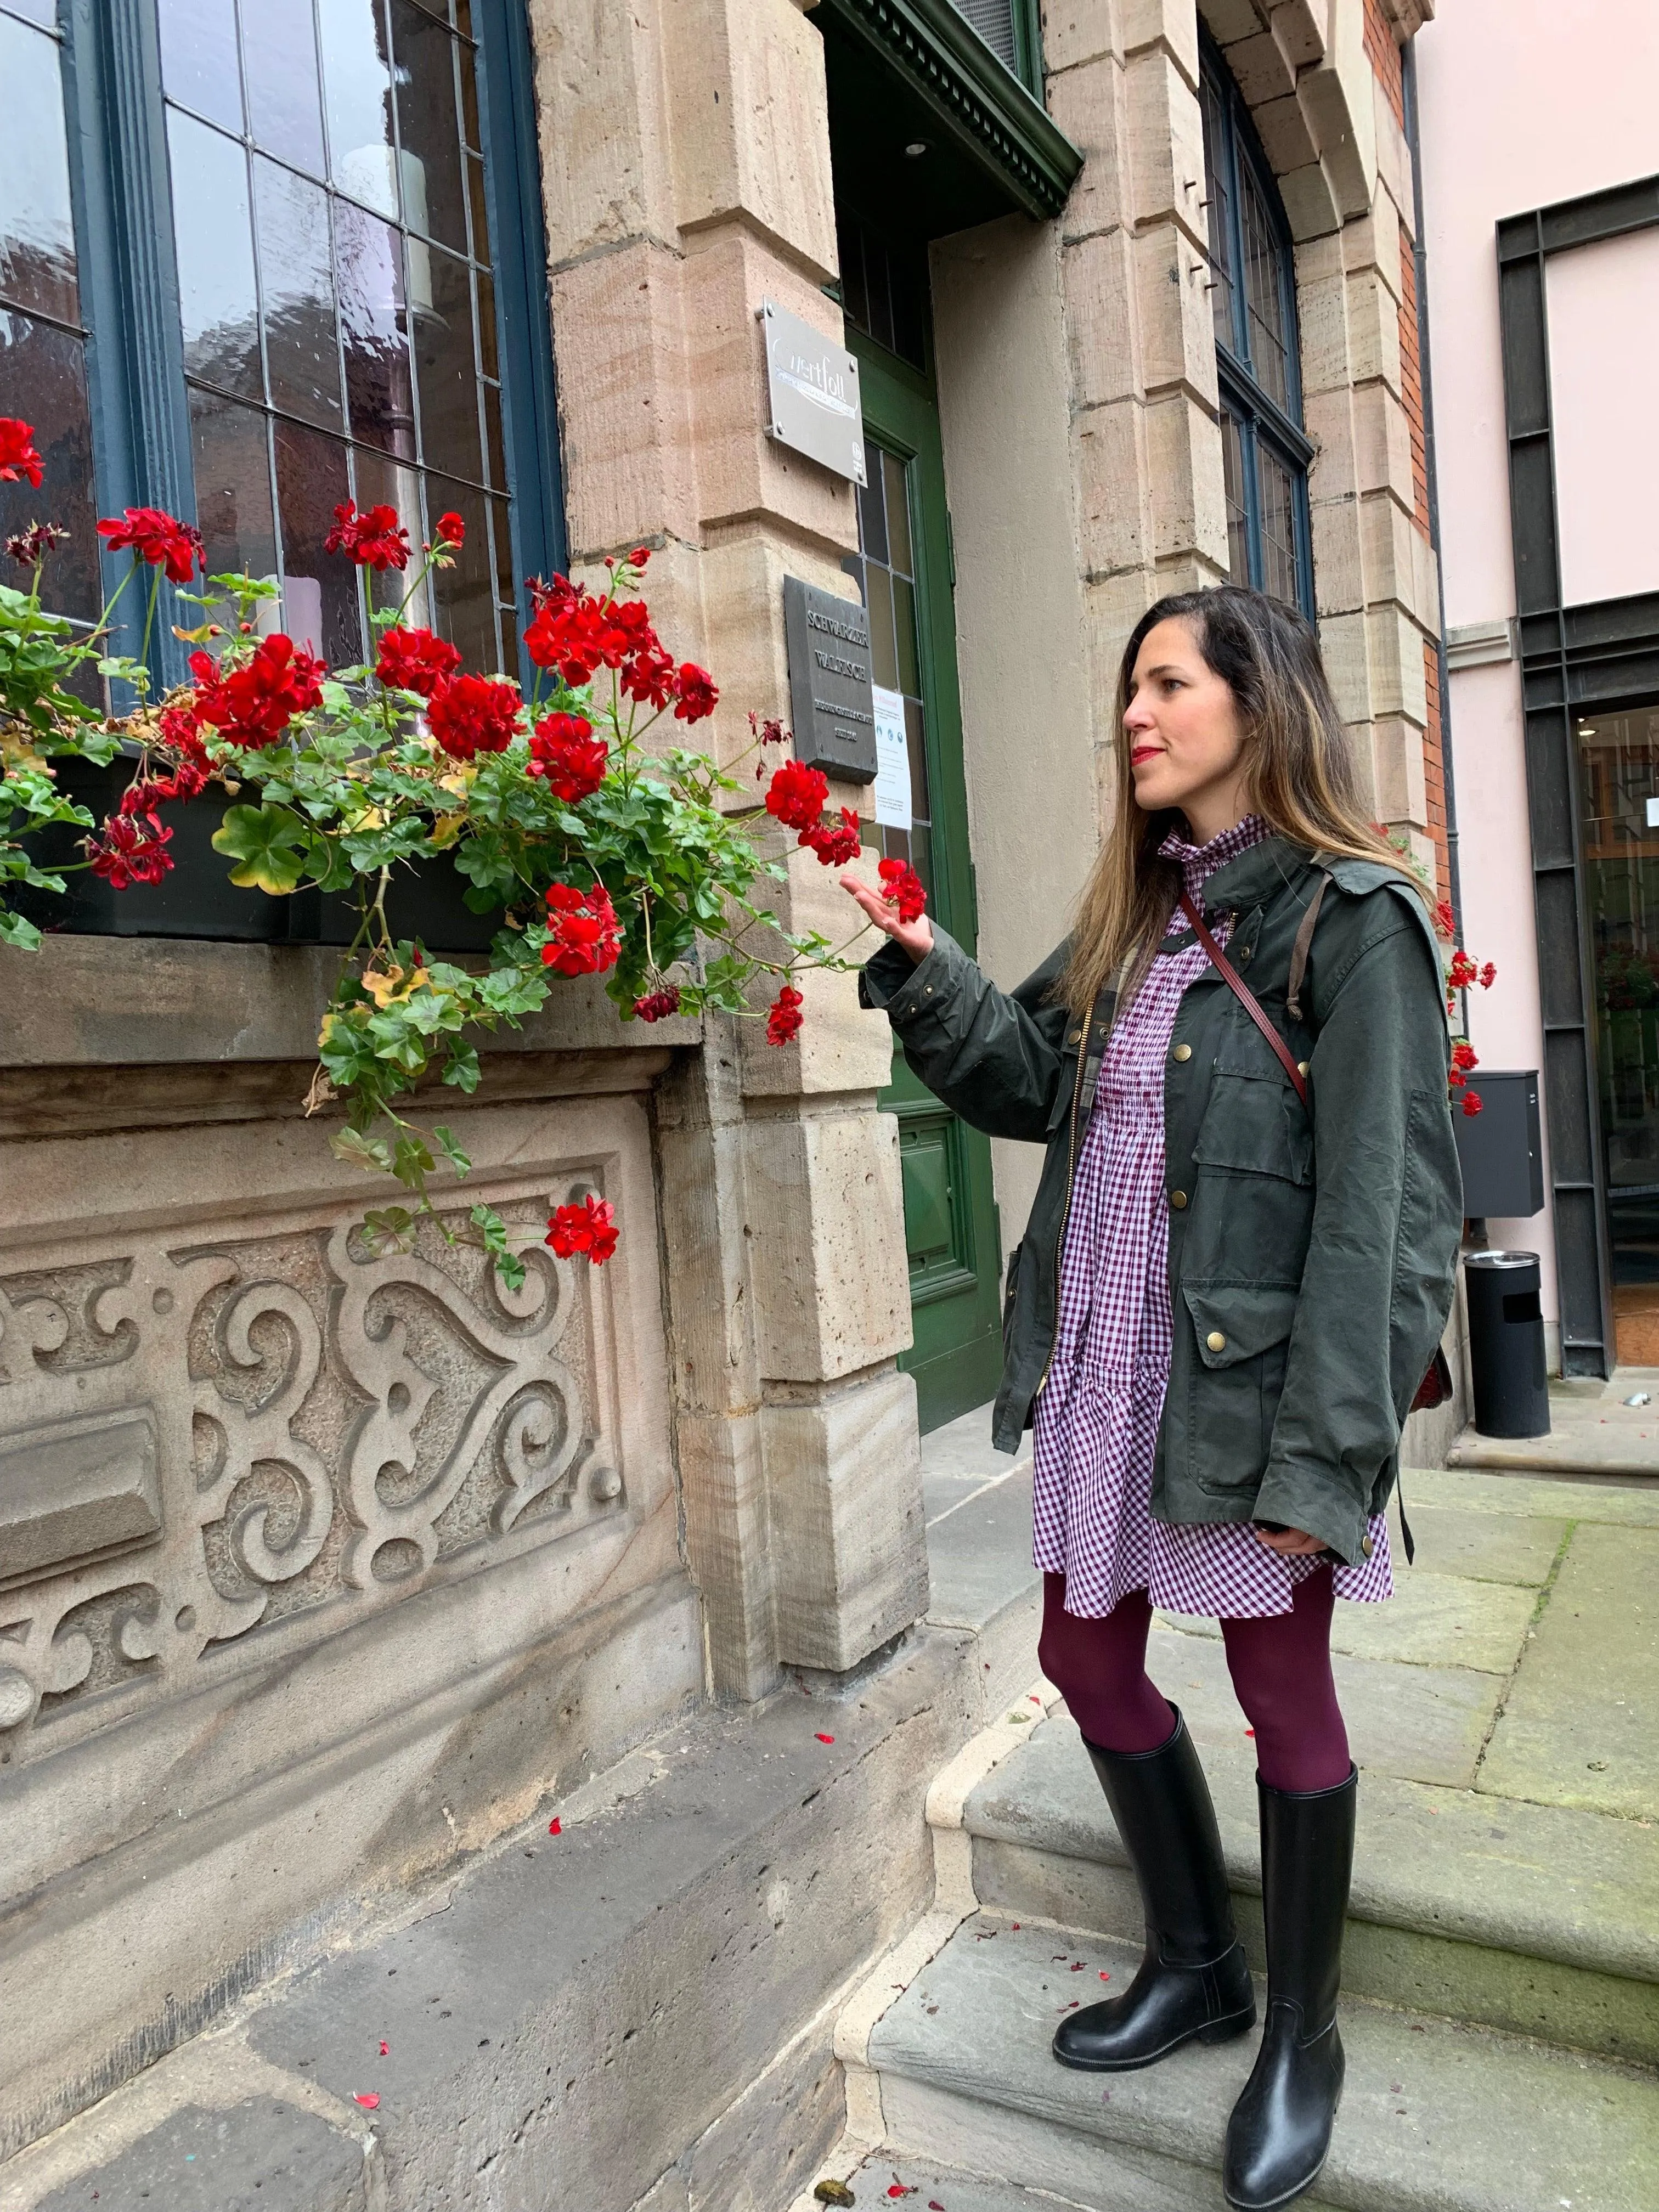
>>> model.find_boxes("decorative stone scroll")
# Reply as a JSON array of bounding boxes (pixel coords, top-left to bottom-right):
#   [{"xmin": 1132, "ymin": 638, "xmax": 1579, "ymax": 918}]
[{"xmin": 0, "ymin": 1183, "xmax": 623, "ymax": 1753}]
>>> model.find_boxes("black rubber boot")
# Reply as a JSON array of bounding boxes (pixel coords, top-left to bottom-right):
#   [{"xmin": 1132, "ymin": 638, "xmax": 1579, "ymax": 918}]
[
  {"xmin": 1052, "ymin": 1707, "xmax": 1255, "ymax": 2072},
  {"xmin": 1223, "ymin": 1764, "xmax": 1358, "ymax": 2211}
]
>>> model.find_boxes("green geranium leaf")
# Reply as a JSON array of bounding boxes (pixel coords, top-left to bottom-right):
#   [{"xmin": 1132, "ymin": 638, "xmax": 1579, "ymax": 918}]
[
  {"xmin": 328, "ymin": 1126, "xmax": 393, "ymax": 1173},
  {"xmin": 362, "ymin": 1205, "xmax": 417, "ymax": 1256},
  {"xmin": 211, "ymin": 803, "xmax": 312, "ymax": 894},
  {"xmin": 433, "ymin": 1122, "xmax": 472, "ymax": 1173}
]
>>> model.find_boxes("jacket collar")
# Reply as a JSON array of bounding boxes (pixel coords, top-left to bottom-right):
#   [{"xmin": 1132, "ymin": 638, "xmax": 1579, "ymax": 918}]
[{"xmin": 1197, "ymin": 833, "xmax": 1316, "ymax": 916}]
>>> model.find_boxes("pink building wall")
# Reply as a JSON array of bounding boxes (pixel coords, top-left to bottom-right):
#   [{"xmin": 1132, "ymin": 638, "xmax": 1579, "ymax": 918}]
[{"xmin": 1416, "ymin": 0, "xmax": 1659, "ymax": 1365}]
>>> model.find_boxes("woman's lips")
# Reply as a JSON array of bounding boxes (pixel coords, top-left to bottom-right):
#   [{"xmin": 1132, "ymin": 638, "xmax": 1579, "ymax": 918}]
[{"xmin": 1129, "ymin": 746, "xmax": 1162, "ymax": 765}]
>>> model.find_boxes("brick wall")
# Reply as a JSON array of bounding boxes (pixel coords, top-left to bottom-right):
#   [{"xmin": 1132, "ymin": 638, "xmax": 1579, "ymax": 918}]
[{"xmin": 1363, "ymin": 0, "xmax": 1406, "ymax": 129}]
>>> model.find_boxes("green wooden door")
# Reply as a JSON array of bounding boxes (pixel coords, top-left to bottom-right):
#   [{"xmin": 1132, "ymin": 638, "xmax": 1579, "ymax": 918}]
[{"xmin": 848, "ymin": 335, "xmax": 1002, "ymax": 1431}]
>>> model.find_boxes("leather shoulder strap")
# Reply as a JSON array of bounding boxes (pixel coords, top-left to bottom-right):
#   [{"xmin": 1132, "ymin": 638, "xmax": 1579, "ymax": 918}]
[
  {"xmin": 1285, "ymin": 867, "xmax": 1333, "ymax": 1024},
  {"xmin": 1178, "ymin": 891, "xmax": 1308, "ymax": 1108}
]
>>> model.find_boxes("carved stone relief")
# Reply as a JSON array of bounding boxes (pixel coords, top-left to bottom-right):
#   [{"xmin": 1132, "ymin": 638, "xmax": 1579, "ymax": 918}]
[{"xmin": 0, "ymin": 1182, "xmax": 624, "ymax": 1757}]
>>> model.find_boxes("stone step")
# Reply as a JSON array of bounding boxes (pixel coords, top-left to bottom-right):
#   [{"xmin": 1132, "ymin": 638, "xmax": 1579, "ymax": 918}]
[
  {"xmin": 950, "ymin": 1710, "xmax": 1659, "ymax": 2067},
  {"xmin": 857, "ymin": 1914, "xmax": 1659, "ymax": 2212},
  {"xmin": 842, "ymin": 2147, "xmax": 1098, "ymax": 2212}
]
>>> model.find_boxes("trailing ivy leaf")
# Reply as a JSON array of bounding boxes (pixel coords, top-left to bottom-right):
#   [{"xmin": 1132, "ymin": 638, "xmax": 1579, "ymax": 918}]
[
  {"xmin": 433, "ymin": 1123, "xmax": 472, "ymax": 1176},
  {"xmin": 211, "ymin": 803, "xmax": 313, "ymax": 894},
  {"xmin": 391, "ymin": 1135, "xmax": 436, "ymax": 1189},
  {"xmin": 441, "ymin": 1041, "xmax": 481, "ymax": 1093},
  {"xmin": 362, "ymin": 1205, "xmax": 417, "ymax": 1256},
  {"xmin": 470, "ymin": 1201, "xmax": 527, "ymax": 1293},
  {"xmin": 329, "ymin": 1126, "xmax": 393, "ymax": 1173}
]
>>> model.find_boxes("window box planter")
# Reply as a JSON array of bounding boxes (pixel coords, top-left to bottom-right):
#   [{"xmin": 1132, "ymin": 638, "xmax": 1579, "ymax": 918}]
[{"xmin": 17, "ymin": 754, "xmax": 501, "ymax": 953}]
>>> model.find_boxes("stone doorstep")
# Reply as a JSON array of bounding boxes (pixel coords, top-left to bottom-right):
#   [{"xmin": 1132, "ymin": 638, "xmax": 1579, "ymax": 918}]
[
  {"xmin": 958, "ymin": 1715, "xmax": 1659, "ymax": 2069},
  {"xmin": 860, "ymin": 1915, "xmax": 1659, "ymax": 2212},
  {"xmin": 0, "ymin": 1626, "xmax": 979, "ymax": 2212}
]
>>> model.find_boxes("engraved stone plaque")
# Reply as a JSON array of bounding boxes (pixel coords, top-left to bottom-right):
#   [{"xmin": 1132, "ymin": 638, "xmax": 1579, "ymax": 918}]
[{"xmin": 783, "ymin": 576, "xmax": 878, "ymax": 784}]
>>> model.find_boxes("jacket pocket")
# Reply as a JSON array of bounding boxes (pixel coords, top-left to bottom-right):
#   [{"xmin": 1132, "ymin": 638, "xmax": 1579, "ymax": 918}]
[
  {"xmin": 1182, "ymin": 1282, "xmax": 1299, "ymax": 1494},
  {"xmin": 1191, "ymin": 1068, "xmax": 1312, "ymax": 1186}
]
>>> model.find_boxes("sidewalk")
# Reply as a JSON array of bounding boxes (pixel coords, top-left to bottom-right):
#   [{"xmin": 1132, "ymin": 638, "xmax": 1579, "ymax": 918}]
[{"xmin": 1449, "ymin": 1365, "xmax": 1659, "ymax": 1483}]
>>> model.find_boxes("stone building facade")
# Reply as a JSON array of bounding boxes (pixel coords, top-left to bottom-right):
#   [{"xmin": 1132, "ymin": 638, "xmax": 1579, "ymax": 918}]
[{"xmin": 0, "ymin": 0, "xmax": 1452, "ymax": 2197}]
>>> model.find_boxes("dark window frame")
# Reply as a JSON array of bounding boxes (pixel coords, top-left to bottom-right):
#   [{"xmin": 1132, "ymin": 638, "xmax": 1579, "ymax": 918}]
[
  {"xmin": 1199, "ymin": 27, "xmax": 1314, "ymax": 618},
  {"xmin": 14, "ymin": 0, "xmax": 562, "ymax": 693},
  {"xmin": 1498, "ymin": 168, "xmax": 1659, "ymax": 1379}
]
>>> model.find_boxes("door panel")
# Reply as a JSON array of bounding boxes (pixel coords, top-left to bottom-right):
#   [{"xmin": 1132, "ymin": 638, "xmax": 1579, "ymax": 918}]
[{"xmin": 849, "ymin": 334, "xmax": 1002, "ymax": 1430}]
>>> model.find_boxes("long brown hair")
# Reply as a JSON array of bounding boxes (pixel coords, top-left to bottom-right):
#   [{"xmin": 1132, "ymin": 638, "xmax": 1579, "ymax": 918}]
[{"xmin": 1059, "ymin": 585, "xmax": 1419, "ymax": 1016}]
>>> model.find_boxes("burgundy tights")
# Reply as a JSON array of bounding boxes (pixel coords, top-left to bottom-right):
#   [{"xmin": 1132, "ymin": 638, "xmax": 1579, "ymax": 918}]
[{"xmin": 1037, "ymin": 1567, "xmax": 1351, "ymax": 1793}]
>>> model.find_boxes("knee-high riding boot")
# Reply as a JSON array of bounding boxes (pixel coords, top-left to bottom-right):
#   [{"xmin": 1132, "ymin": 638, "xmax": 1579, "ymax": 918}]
[
  {"xmin": 1223, "ymin": 1764, "xmax": 1358, "ymax": 2211},
  {"xmin": 1053, "ymin": 1707, "xmax": 1255, "ymax": 2071}
]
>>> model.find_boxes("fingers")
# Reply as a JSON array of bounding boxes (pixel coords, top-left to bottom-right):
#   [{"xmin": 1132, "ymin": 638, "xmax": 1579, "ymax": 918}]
[{"xmin": 839, "ymin": 872, "xmax": 894, "ymax": 932}]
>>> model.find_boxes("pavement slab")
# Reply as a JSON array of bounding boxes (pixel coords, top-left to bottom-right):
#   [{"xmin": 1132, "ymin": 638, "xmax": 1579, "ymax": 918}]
[
  {"xmin": 1394, "ymin": 1500, "xmax": 1567, "ymax": 1584},
  {"xmin": 31, "ymin": 2098, "xmax": 367, "ymax": 2212},
  {"xmin": 1449, "ymin": 1370, "xmax": 1659, "ymax": 1482},
  {"xmin": 868, "ymin": 1916, "xmax": 1659, "ymax": 2212},
  {"xmin": 1406, "ymin": 1464, "xmax": 1659, "ymax": 1526},
  {"xmin": 1479, "ymin": 1522, "xmax": 1659, "ymax": 1819},
  {"xmin": 1147, "ymin": 1624, "xmax": 1502, "ymax": 1789},
  {"xmin": 1156, "ymin": 1565, "xmax": 1536, "ymax": 1676}
]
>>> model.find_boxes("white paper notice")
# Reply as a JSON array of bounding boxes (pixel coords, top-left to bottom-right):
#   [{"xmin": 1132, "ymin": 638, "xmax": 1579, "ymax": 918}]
[{"xmin": 871, "ymin": 685, "xmax": 912, "ymax": 831}]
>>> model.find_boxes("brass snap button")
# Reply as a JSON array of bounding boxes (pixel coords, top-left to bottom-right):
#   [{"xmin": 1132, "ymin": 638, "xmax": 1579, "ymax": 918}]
[
  {"xmin": 1206, "ymin": 1330, "xmax": 1227, "ymax": 1353},
  {"xmin": 1172, "ymin": 1043, "xmax": 1192, "ymax": 1063},
  {"xmin": 1170, "ymin": 1189, "xmax": 1188, "ymax": 1210},
  {"xmin": 1068, "ymin": 1030, "xmax": 1082, "ymax": 1043},
  {"xmin": 1297, "ymin": 1059, "xmax": 1309, "ymax": 1076},
  {"xmin": 1238, "ymin": 946, "xmax": 1252, "ymax": 963},
  {"xmin": 1362, "ymin": 1534, "xmax": 1375, "ymax": 1558}
]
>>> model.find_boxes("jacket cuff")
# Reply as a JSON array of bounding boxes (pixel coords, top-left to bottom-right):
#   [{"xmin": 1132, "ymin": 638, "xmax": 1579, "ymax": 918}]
[
  {"xmin": 1251, "ymin": 1464, "xmax": 1368, "ymax": 1570},
  {"xmin": 857, "ymin": 928, "xmax": 962, "ymax": 1024}
]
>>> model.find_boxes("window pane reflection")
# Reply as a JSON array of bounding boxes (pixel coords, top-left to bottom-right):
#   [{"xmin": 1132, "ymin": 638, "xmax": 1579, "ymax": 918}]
[
  {"xmin": 1240, "ymin": 163, "xmax": 1289, "ymax": 411},
  {"xmin": 0, "ymin": 307, "xmax": 100, "ymax": 629},
  {"xmin": 1221, "ymin": 409, "xmax": 1249, "ymax": 587},
  {"xmin": 1258, "ymin": 439, "xmax": 1297, "ymax": 603},
  {"xmin": 0, "ymin": 12, "xmax": 80, "ymax": 326},
  {"xmin": 160, "ymin": 0, "xmax": 517, "ymax": 669},
  {"xmin": 856, "ymin": 437, "xmax": 933, "ymax": 906}
]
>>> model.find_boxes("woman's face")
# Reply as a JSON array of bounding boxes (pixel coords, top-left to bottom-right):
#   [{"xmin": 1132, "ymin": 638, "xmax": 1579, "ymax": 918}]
[{"xmin": 1122, "ymin": 616, "xmax": 1251, "ymax": 830}]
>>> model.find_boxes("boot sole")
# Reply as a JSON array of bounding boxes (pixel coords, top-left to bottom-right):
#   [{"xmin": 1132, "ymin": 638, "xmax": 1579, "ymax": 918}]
[{"xmin": 1052, "ymin": 2003, "xmax": 1257, "ymax": 2074}]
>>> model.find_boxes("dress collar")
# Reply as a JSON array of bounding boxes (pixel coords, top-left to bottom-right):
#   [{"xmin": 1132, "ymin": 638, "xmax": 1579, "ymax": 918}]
[{"xmin": 1159, "ymin": 813, "xmax": 1272, "ymax": 905}]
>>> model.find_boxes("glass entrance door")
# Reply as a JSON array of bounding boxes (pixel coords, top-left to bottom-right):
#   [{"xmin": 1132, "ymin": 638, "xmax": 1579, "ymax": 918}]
[
  {"xmin": 847, "ymin": 329, "xmax": 1002, "ymax": 1431},
  {"xmin": 1578, "ymin": 703, "xmax": 1659, "ymax": 1362}
]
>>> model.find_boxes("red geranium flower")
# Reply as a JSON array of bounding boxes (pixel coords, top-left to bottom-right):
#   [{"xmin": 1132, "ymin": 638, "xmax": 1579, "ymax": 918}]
[
  {"xmin": 766, "ymin": 983, "xmax": 804, "ymax": 1046},
  {"xmin": 324, "ymin": 499, "xmax": 410, "ymax": 572},
  {"xmin": 190, "ymin": 634, "xmax": 326, "ymax": 747},
  {"xmin": 620, "ymin": 642, "xmax": 678, "ymax": 710},
  {"xmin": 634, "ymin": 986, "xmax": 681, "ymax": 1022},
  {"xmin": 800, "ymin": 806, "xmax": 861, "ymax": 867},
  {"xmin": 1462, "ymin": 1091, "xmax": 1483, "ymax": 1118},
  {"xmin": 1451, "ymin": 1040, "xmax": 1479, "ymax": 1073},
  {"xmin": 1432, "ymin": 899, "xmax": 1455, "ymax": 941},
  {"xmin": 765, "ymin": 759, "xmax": 830, "ymax": 832},
  {"xmin": 87, "ymin": 808, "xmax": 173, "ymax": 888},
  {"xmin": 528, "ymin": 711, "xmax": 608, "ymax": 802},
  {"xmin": 97, "ymin": 506, "xmax": 203, "ymax": 584},
  {"xmin": 435, "ymin": 510, "xmax": 465, "ymax": 547},
  {"xmin": 524, "ymin": 587, "xmax": 605, "ymax": 685},
  {"xmin": 673, "ymin": 662, "xmax": 718, "ymax": 723},
  {"xmin": 425, "ymin": 671, "xmax": 522, "ymax": 760},
  {"xmin": 1479, "ymin": 961, "xmax": 1497, "ymax": 989},
  {"xmin": 375, "ymin": 624, "xmax": 462, "ymax": 699},
  {"xmin": 878, "ymin": 855, "xmax": 927, "ymax": 923},
  {"xmin": 541, "ymin": 879, "xmax": 620, "ymax": 977},
  {"xmin": 545, "ymin": 1192, "xmax": 619, "ymax": 1265},
  {"xmin": 0, "ymin": 417, "xmax": 44, "ymax": 488}
]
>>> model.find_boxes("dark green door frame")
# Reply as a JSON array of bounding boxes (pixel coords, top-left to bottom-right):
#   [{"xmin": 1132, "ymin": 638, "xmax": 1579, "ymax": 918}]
[{"xmin": 850, "ymin": 328, "xmax": 1002, "ymax": 1431}]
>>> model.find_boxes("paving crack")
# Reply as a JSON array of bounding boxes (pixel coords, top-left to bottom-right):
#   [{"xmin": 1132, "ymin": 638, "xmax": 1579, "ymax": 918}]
[{"xmin": 1470, "ymin": 1517, "xmax": 1576, "ymax": 1784}]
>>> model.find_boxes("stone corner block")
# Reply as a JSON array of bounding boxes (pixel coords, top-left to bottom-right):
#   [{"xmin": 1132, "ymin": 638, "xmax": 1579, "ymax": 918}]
[
  {"xmin": 744, "ymin": 1107, "xmax": 912, "ymax": 1381},
  {"xmin": 764, "ymin": 1367, "xmax": 928, "ymax": 1672}
]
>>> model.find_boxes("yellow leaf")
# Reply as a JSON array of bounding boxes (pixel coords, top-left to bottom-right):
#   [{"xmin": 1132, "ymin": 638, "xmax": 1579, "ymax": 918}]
[
  {"xmin": 429, "ymin": 811, "xmax": 464, "ymax": 849},
  {"xmin": 359, "ymin": 966, "xmax": 408, "ymax": 1008},
  {"xmin": 171, "ymin": 622, "xmax": 217, "ymax": 644}
]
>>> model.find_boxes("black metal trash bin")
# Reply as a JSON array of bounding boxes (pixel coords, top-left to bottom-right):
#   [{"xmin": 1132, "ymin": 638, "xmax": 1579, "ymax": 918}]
[{"xmin": 1463, "ymin": 1251, "xmax": 1550, "ymax": 1438}]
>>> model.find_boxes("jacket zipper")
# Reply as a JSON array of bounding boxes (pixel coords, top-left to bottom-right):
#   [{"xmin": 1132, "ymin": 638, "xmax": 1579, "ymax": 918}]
[{"xmin": 1034, "ymin": 1019, "xmax": 1090, "ymax": 1401}]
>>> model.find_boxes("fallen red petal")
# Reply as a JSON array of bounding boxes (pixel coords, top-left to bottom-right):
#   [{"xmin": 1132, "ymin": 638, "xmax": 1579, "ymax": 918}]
[
  {"xmin": 1028, "ymin": 1694, "xmax": 1041, "ymax": 1705},
  {"xmin": 816, "ymin": 1732, "xmax": 836, "ymax": 1744},
  {"xmin": 353, "ymin": 2092, "xmax": 380, "ymax": 2109},
  {"xmin": 1244, "ymin": 1729, "xmax": 1255, "ymax": 1739},
  {"xmin": 549, "ymin": 1817, "xmax": 562, "ymax": 1835},
  {"xmin": 929, "ymin": 2202, "xmax": 946, "ymax": 2209},
  {"xmin": 1099, "ymin": 1970, "xmax": 1111, "ymax": 1980},
  {"xmin": 378, "ymin": 2040, "xmax": 390, "ymax": 2056}
]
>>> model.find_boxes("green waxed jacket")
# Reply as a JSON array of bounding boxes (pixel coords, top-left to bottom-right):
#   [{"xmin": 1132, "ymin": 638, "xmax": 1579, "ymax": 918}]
[{"xmin": 859, "ymin": 835, "xmax": 1463, "ymax": 1567}]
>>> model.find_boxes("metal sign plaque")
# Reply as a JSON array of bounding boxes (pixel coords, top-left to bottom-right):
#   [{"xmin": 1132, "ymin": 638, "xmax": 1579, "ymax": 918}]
[
  {"xmin": 762, "ymin": 299, "xmax": 866, "ymax": 484},
  {"xmin": 783, "ymin": 576, "xmax": 878, "ymax": 784}
]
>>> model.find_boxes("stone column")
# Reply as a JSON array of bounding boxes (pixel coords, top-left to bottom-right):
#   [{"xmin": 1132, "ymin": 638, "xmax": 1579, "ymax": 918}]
[{"xmin": 531, "ymin": 0, "xmax": 925, "ymax": 1695}]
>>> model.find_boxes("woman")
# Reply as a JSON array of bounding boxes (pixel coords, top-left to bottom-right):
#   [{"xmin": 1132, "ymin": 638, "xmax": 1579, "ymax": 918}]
[{"xmin": 843, "ymin": 585, "xmax": 1460, "ymax": 2212}]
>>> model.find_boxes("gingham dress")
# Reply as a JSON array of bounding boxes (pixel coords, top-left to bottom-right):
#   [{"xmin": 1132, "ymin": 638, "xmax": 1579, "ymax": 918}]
[{"xmin": 1031, "ymin": 815, "xmax": 1392, "ymax": 1621}]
